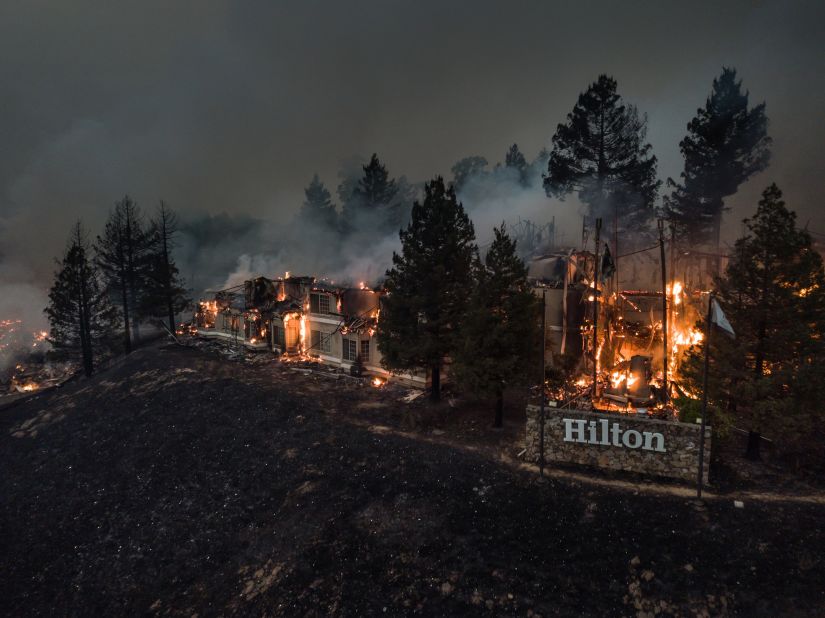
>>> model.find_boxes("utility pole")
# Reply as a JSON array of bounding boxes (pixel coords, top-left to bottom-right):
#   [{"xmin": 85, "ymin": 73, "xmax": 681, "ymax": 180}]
[
  {"xmin": 592, "ymin": 218, "xmax": 602, "ymax": 398},
  {"xmin": 658, "ymin": 219, "xmax": 668, "ymax": 398}
]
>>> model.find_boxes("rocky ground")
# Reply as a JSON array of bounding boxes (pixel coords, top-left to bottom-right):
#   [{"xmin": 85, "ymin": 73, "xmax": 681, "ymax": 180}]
[{"xmin": 1, "ymin": 341, "xmax": 824, "ymax": 616}]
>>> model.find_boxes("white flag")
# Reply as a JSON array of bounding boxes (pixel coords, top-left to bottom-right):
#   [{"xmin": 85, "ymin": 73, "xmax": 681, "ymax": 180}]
[{"xmin": 711, "ymin": 298, "xmax": 735, "ymax": 338}]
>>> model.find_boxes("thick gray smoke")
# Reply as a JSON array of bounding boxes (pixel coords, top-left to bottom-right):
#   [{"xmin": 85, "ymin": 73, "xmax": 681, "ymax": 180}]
[
  {"xmin": 213, "ymin": 149, "xmax": 585, "ymax": 292},
  {"xmin": 1, "ymin": 1, "xmax": 823, "ymax": 329}
]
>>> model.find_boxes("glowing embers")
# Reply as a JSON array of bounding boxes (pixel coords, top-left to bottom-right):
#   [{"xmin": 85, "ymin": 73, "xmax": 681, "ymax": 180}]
[
  {"xmin": 602, "ymin": 355, "xmax": 651, "ymax": 405},
  {"xmin": 196, "ymin": 300, "xmax": 219, "ymax": 329}
]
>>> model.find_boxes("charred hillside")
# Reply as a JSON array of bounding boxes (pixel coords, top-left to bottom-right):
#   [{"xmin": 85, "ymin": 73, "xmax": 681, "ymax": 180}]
[{"xmin": 1, "ymin": 343, "xmax": 823, "ymax": 616}]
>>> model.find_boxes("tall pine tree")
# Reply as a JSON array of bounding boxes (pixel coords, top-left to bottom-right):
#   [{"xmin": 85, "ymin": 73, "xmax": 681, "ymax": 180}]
[
  {"xmin": 450, "ymin": 156, "xmax": 488, "ymax": 193},
  {"xmin": 340, "ymin": 153, "xmax": 399, "ymax": 236},
  {"xmin": 504, "ymin": 143, "xmax": 529, "ymax": 186},
  {"xmin": 300, "ymin": 174, "xmax": 338, "ymax": 230},
  {"xmin": 377, "ymin": 177, "xmax": 476, "ymax": 401},
  {"xmin": 452, "ymin": 224, "xmax": 540, "ymax": 426},
  {"xmin": 142, "ymin": 201, "xmax": 191, "ymax": 334},
  {"xmin": 45, "ymin": 222, "xmax": 119, "ymax": 376},
  {"xmin": 680, "ymin": 184, "xmax": 825, "ymax": 463},
  {"xmin": 95, "ymin": 195, "xmax": 151, "ymax": 351},
  {"xmin": 544, "ymin": 75, "xmax": 659, "ymax": 240},
  {"xmin": 665, "ymin": 67, "xmax": 771, "ymax": 249}
]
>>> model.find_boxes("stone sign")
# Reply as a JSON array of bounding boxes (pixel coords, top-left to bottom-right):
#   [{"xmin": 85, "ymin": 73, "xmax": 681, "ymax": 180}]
[{"xmin": 525, "ymin": 406, "xmax": 711, "ymax": 483}]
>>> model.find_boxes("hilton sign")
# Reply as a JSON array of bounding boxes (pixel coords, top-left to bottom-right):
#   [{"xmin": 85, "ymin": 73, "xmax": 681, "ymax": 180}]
[{"xmin": 563, "ymin": 417, "xmax": 666, "ymax": 453}]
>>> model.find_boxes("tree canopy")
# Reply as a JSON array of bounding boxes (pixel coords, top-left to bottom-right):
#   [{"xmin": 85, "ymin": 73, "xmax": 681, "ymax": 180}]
[
  {"xmin": 665, "ymin": 67, "xmax": 771, "ymax": 248},
  {"xmin": 46, "ymin": 222, "xmax": 119, "ymax": 376},
  {"xmin": 544, "ymin": 74, "xmax": 659, "ymax": 240},
  {"xmin": 452, "ymin": 224, "xmax": 539, "ymax": 426},
  {"xmin": 680, "ymin": 184, "xmax": 825, "ymax": 465},
  {"xmin": 376, "ymin": 177, "xmax": 476, "ymax": 401}
]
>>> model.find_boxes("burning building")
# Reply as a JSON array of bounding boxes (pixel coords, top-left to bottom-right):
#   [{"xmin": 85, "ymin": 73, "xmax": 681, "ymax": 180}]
[
  {"xmin": 194, "ymin": 274, "xmax": 427, "ymax": 388},
  {"xmin": 529, "ymin": 245, "xmax": 708, "ymax": 418}
]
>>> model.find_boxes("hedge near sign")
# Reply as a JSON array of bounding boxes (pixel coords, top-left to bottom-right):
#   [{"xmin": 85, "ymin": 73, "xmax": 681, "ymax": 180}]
[{"xmin": 525, "ymin": 406, "xmax": 711, "ymax": 483}]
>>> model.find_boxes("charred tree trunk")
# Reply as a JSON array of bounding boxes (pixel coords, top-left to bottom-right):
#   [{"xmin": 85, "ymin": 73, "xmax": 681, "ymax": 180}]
[
  {"xmin": 430, "ymin": 363, "xmax": 441, "ymax": 402},
  {"xmin": 493, "ymin": 387, "xmax": 504, "ymax": 428}
]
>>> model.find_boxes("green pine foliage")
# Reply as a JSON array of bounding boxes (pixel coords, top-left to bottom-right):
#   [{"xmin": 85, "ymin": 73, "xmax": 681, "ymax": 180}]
[
  {"xmin": 300, "ymin": 174, "xmax": 339, "ymax": 231},
  {"xmin": 504, "ymin": 143, "xmax": 529, "ymax": 186},
  {"xmin": 450, "ymin": 156, "xmax": 489, "ymax": 193},
  {"xmin": 452, "ymin": 224, "xmax": 540, "ymax": 426},
  {"xmin": 376, "ymin": 177, "xmax": 477, "ymax": 401},
  {"xmin": 142, "ymin": 201, "xmax": 191, "ymax": 334},
  {"xmin": 340, "ymin": 153, "xmax": 402, "ymax": 236},
  {"xmin": 45, "ymin": 222, "xmax": 120, "ymax": 376},
  {"xmin": 544, "ymin": 74, "xmax": 659, "ymax": 240},
  {"xmin": 680, "ymin": 184, "xmax": 825, "ymax": 467},
  {"xmin": 95, "ymin": 195, "xmax": 152, "ymax": 351},
  {"xmin": 665, "ymin": 67, "xmax": 771, "ymax": 248}
]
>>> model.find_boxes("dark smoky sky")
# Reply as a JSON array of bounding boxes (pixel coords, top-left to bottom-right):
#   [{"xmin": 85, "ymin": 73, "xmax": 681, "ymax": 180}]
[{"xmin": 1, "ymin": 0, "xmax": 824, "ymax": 299}]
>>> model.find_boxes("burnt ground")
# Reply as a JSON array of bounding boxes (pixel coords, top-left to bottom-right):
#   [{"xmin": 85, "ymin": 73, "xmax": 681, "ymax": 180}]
[{"xmin": 1, "ymin": 342, "xmax": 824, "ymax": 617}]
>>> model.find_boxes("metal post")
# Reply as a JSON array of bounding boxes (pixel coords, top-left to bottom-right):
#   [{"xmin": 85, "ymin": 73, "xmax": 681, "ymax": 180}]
[
  {"xmin": 592, "ymin": 219, "xmax": 602, "ymax": 398},
  {"xmin": 658, "ymin": 219, "xmax": 668, "ymax": 398},
  {"xmin": 614, "ymin": 203, "xmax": 619, "ymax": 296},
  {"xmin": 539, "ymin": 289, "xmax": 546, "ymax": 477},
  {"xmin": 696, "ymin": 293, "xmax": 714, "ymax": 499}
]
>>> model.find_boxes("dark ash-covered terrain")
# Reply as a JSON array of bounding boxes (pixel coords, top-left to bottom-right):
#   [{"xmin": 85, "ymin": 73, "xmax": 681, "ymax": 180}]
[{"xmin": 1, "ymin": 343, "xmax": 823, "ymax": 616}]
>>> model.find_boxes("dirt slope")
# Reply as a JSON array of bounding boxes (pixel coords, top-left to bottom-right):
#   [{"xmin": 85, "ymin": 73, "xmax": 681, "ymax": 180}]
[{"xmin": 1, "ymin": 344, "xmax": 823, "ymax": 616}]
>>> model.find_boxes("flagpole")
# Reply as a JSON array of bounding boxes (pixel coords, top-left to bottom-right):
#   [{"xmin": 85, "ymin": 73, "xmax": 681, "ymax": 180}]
[
  {"xmin": 696, "ymin": 292, "xmax": 714, "ymax": 499},
  {"xmin": 658, "ymin": 219, "xmax": 669, "ymax": 398},
  {"xmin": 592, "ymin": 218, "xmax": 602, "ymax": 398}
]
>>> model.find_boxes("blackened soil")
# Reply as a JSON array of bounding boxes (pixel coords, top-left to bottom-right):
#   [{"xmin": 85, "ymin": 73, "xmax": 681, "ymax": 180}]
[{"xmin": 1, "ymin": 344, "xmax": 823, "ymax": 616}]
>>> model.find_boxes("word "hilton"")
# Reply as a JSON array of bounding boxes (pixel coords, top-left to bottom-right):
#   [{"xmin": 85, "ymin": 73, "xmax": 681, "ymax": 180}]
[{"xmin": 563, "ymin": 418, "xmax": 666, "ymax": 452}]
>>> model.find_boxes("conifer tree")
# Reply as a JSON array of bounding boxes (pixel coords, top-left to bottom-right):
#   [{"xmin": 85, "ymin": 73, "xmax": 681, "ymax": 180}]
[
  {"xmin": 450, "ymin": 156, "xmax": 488, "ymax": 193},
  {"xmin": 340, "ymin": 153, "xmax": 399, "ymax": 236},
  {"xmin": 300, "ymin": 174, "xmax": 338, "ymax": 230},
  {"xmin": 680, "ymin": 184, "xmax": 825, "ymax": 463},
  {"xmin": 142, "ymin": 201, "xmax": 191, "ymax": 334},
  {"xmin": 504, "ymin": 143, "xmax": 529, "ymax": 186},
  {"xmin": 95, "ymin": 195, "xmax": 151, "ymax": 350},
  {"xmin": 377, "ymin": 177, "xmax": 476, "ymax": 401},
  {"xmin": 544, "ymin": 75, "xmax": 659, "ymax": 239},
  {"xmin": 45, "ymin": 222, "xmax": 119, "ymax": 376},
  {"xmin": 665, "ymin": 67, "xmax": 771, "ymax": 248},
  {"xmin": 452, "ymin": 224, "xmax": 540, "ymax": 426}
]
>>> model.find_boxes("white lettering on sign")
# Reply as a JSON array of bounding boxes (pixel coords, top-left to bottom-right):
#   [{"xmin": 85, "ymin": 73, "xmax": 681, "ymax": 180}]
[{"xmin": 562, "ymin": 418, "xmax": 666, "ymax": 453}]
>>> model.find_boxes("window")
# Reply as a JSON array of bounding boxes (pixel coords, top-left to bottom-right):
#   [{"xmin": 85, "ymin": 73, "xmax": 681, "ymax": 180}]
[
  {"xmin": 311, "ymin": 329, "xmax": 331, "ymax": 354},
  {"xmin": 273, "ymin": 325, "xmax": 285, "ymax": 347},
  {"xmin": 343, "ymin": 338, "xmax": 357, "ymax": 362},
  {"xmin": 360, "ymin": 339, "xmax": 370, "ymax": 362},
  {"xmin": 310, "ymin": 293, "xmax": 331, "ymax": 314}
]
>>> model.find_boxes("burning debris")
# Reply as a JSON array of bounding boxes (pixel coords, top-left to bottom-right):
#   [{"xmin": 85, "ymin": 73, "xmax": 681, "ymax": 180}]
[
  {"xmin": 532, "ymin": 244, "xmax": 710, "ymax": 420},
  {"xmin": 189, "ymin": 273, "xmax": 425, "ymax": 389},
  {"xmin": 0, "ymin": 319, "xmax": 76, "ymax": 397}
]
